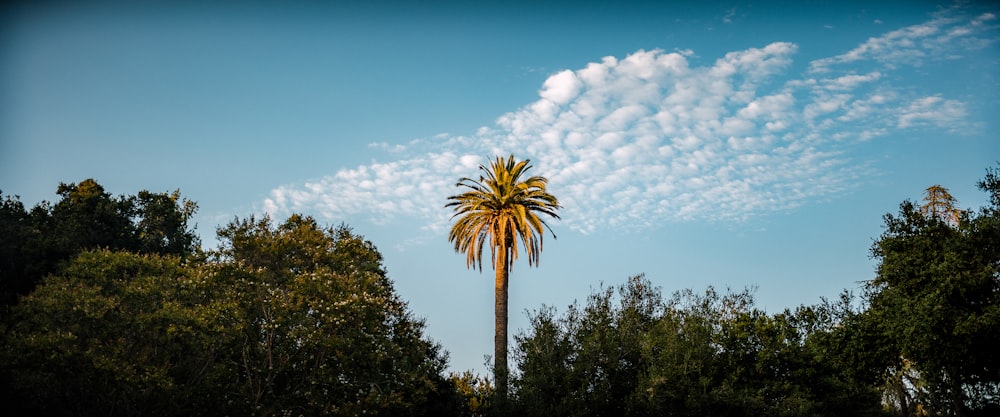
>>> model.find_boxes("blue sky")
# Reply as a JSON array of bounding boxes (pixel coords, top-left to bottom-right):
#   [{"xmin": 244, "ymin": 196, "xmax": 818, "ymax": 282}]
[{"xmin": 3, "ymin": 1, "xmax": 998, "ymax": 375}]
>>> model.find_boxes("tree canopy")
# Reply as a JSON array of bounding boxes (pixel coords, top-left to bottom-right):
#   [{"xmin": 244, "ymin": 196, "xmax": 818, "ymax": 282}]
[
  {"xmin": 859, "ymin": 168, "xmax": 1000, "ymax": 416},
  {"xmin": 0, "ymin": 179, "xmax": 199, "ymax": 310},
  {"xmin": 512, "ymin": 276, "xmax": 883, "ymax": 417},
  {"xmin": 1, "ymin": 214, "xmax": 460, "ymax": 416}
]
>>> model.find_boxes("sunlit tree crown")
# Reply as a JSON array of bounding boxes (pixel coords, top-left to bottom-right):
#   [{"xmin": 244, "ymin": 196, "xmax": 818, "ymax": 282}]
[
  {"xmin": 446, "ymin": 154, "xmax": 561, "ymax": 272},
  {"xmin": 920, "ymin": 184, "xmax": 963, "ymax": 226}
]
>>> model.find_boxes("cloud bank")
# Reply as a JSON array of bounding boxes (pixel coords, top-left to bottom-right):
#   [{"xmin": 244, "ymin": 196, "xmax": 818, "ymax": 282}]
[{"xmin": 264, "ymin": 8, "xmax": 996, "ymax": 235}]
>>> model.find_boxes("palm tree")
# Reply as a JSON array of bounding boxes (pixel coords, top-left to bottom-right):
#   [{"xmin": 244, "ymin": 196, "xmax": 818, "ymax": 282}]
[{"xmin": 446, "ymin": 154, "xmax": 561, "ymax": 399}]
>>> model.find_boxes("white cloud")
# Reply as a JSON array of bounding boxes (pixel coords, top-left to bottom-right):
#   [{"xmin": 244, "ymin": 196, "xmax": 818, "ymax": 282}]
[
  {"xmin": 539, "ymin": 70, "xmax": 582, "ymax": 105},
  {"xmin": 822, "ymin": 72, "xmax": 882, "ymax": 91},
  {"xmin": 810, "ymin": 9, "xmax": 998, "ymax": 73},
  {"xmin": 263, "ymin": 6, "xmax": 994, "ymax": 236},
  {"xmin": 897, "ymin": 96, "xmax": 967, "ymax": 129}
]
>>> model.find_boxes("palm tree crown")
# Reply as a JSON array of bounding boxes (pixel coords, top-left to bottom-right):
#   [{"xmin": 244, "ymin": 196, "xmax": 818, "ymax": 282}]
[{"xmin": 447, "ymin": 155, "xmax": 561, "ymax": 273}]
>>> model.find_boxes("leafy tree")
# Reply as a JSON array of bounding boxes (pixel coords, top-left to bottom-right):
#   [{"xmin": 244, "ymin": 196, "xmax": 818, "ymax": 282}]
[
  {"xmin": 639, "ymin": 287, "xmax": 723, "ymax": 416},
  {"xmin": 513, "ymin": 276, "xmax": 886, "ymax": 417},
  {"xmin": 2, "ymin": 215, "xmax": 462, "ymax": 416},
  {"xmin": 707, "ymin": 301, "xmax": 885, "ymax": 417},
  {"xmin": 1, "ymin": 250, "xmax": 230, "ymax": 416},
  {"xmin": 446, "ymin": 154, "xmax": 561, "ymax": 399},
  {"xmin": 45, "ymin": 179, "xmax": 138, "ymax": 255},
  {"xmin": 0, "ymin": 180, "xmax": 137, "ymax": 309},
  {"xmin": 133, "ymin": 190, "xmax": 199, "ymax": 257},
  {"xmin": 451, "ymin": 371, "xmax": 495, "ymax": 417},
  {"xmin": 642, "ymin": 286, "xmax": 839, "ymax": 417},
  {"xmin": 42, "ymin": 179, "xmax": 200, "ymax": 258},
  {"xmin": 0, "ymin": 179, "xmax": 199, "ymax": 310},
  {"xmin": 514, "ymin": 275, "xmax": 663, "ymax": 416},
  {"xmin": 0, "ymin": 192, "xmax": 33, "ymax": 308},
  {"xmin": 795, "ymin": 294, "xmax": 888, "ymax": 417},
  {"xmin": 211, "ymin": 214, "xmax": 458, "ymax": 416},
  {"xmin": 864, "ymin": 168, "xmax": 1000, "ymax": 416}
]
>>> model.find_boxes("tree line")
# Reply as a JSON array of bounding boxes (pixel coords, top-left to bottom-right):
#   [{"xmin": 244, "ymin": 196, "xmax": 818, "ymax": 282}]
[{"xmin": 1, "ymin": 165, "xmax": 998, "ymax": 416}]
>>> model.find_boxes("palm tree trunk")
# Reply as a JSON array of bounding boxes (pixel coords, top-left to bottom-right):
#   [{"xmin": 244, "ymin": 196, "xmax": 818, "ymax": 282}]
[{"xmin": 495, "ymin": 247, "xmax": 509, "ymax": 400}]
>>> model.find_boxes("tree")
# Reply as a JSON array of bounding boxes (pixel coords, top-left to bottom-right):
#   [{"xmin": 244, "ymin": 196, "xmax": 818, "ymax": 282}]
[
  {"xmin": 864, "ymin": 169, "xmax": 1000, "ymax": 416},
  {"xmin": 451, "ymin": 371, "xmax": 495, "ymax": 417},
  {"xmin": 133, "ymin": 190, "xmax": 199, "ymax": 257},
  {"xmin": 1, "ymin": 215, "xmax": 463, "ymax": 416},
  {"xmin": 920, "ymin": 185, "xmax": 962, "ymax": 226},
  {"xmin": 0, "ymin": 179, "xmax": 199, "ymax": 310},
  {"xmin": 446, "ymin": 154, "xmax": 561, "ymax": 399},
  {"xmin": 0, "ymin": 192, "xmax": 33, "ymax": 308},
  {"xmin": 512, "ymin": 276, "xmax": 884, "ymax": 417},
  {"xmin": 514, "ymin": 275, "xmax": 662, "ymax": 416},
  {"xmin": 806, "ymin": 293, "xmax": 892, "ymax": 417},
  {"xmin": 0, "ymin": 250, "xmax": 229, "ymax": 416},
  {"xmin": 210, "ymin": 214, "xmax": 458, "ymax": 416},
  {"xmin": 46, "ymin": 179, "xmax": 137, "ymax": 254}
]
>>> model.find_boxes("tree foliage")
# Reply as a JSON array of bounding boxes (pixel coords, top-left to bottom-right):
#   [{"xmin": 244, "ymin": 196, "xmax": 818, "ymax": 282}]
[
  {"xmin": 447, "ymin": 155, "xmax": 561, "ymax": 272},
  {"xmin": 451, "ymin": 371, "xmax": 495, "ymax": 417},
  {"xmin": 512, "ymin": 275, "xmax": 883, "ymax": 417},
  {"xmin": 0, "ymin": 179, "xmax": 199, "ymax": 309},
  {"xmin": 1, "ymin": 214, "xmax": 461, "ymax": 416},
  {"xmin": 861, "ymin": 168, "xmax": 1000, "ymax": 416},
  {"xmin": 211, "ymin": 215, "xmax": 458, "ymax": 416},
  {"xmin": 0, "ymin": 193, "xmax": 34, "ymax": 307},
  {"xmin": 2, "ymin": 250, "xmax": 228, "ymax": 416}
]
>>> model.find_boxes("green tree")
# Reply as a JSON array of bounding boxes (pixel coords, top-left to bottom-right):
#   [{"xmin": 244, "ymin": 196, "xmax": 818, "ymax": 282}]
[
  {"xmin": 514, "ymin": 275, "xmax": 663, "ymax": 416},
  {"xmin": 0, "ymin": 179, "xmax": 199, "ymax": 310},
  {"xmin": 6, "ymin": 179, "xmax": 139, "ymax": 305},
  {"xmin": 793, "ymin": 294, "xmax": 888, "ymax": 417},
  {"xmin": 864, "ymin": 169, "xmax": 1000, "ymax": 416},
  {"xmin": 513, "ymin": 276, "xmax": 886, "ymax": 417},
  {"xmin": 212, "ymin": 214, "xmax": 458, "ymax": 416},
  {"xmin": 446, "ymin": 154, "xmax": 561, "ymax": 399},
  {"xmin": 46, "ymin": 179, "xmax": 138, "ymax": 254},
  {"xmin": 639, "ymin": 287, "xmax": 723, "ymax": 416},
  {"xmin": 133, "ymin": 190, "xmax": 199, "ymax": 257},
  {"xmin": 0, "ymin": 192, "xmax": 34, "ymax": 308},
  {"xmin": 1, "ymin": 250, "xmax": 230, "ymax": 416},
  {"xmin": 2, "ymin": 215, "xmax": 462, "ymax": 416},
  {"xmin": 451, "ymin": 371, "xmax": 495, "ymax": 417}
]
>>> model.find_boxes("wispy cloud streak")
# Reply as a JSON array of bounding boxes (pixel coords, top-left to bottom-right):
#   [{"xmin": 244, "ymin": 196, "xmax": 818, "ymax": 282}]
[
  {"xmin": 810, "ymin": 9, "xmax": 996, "ymax": 72},
  {"xmin": 263, "ymin": 7, "xmax": 996, "ymax": 235}
]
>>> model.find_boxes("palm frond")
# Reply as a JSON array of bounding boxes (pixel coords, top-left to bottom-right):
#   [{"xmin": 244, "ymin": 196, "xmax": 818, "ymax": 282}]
[{"xmin": 446, "ymin": 155, "xmax": 561, "ymax": 272}]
